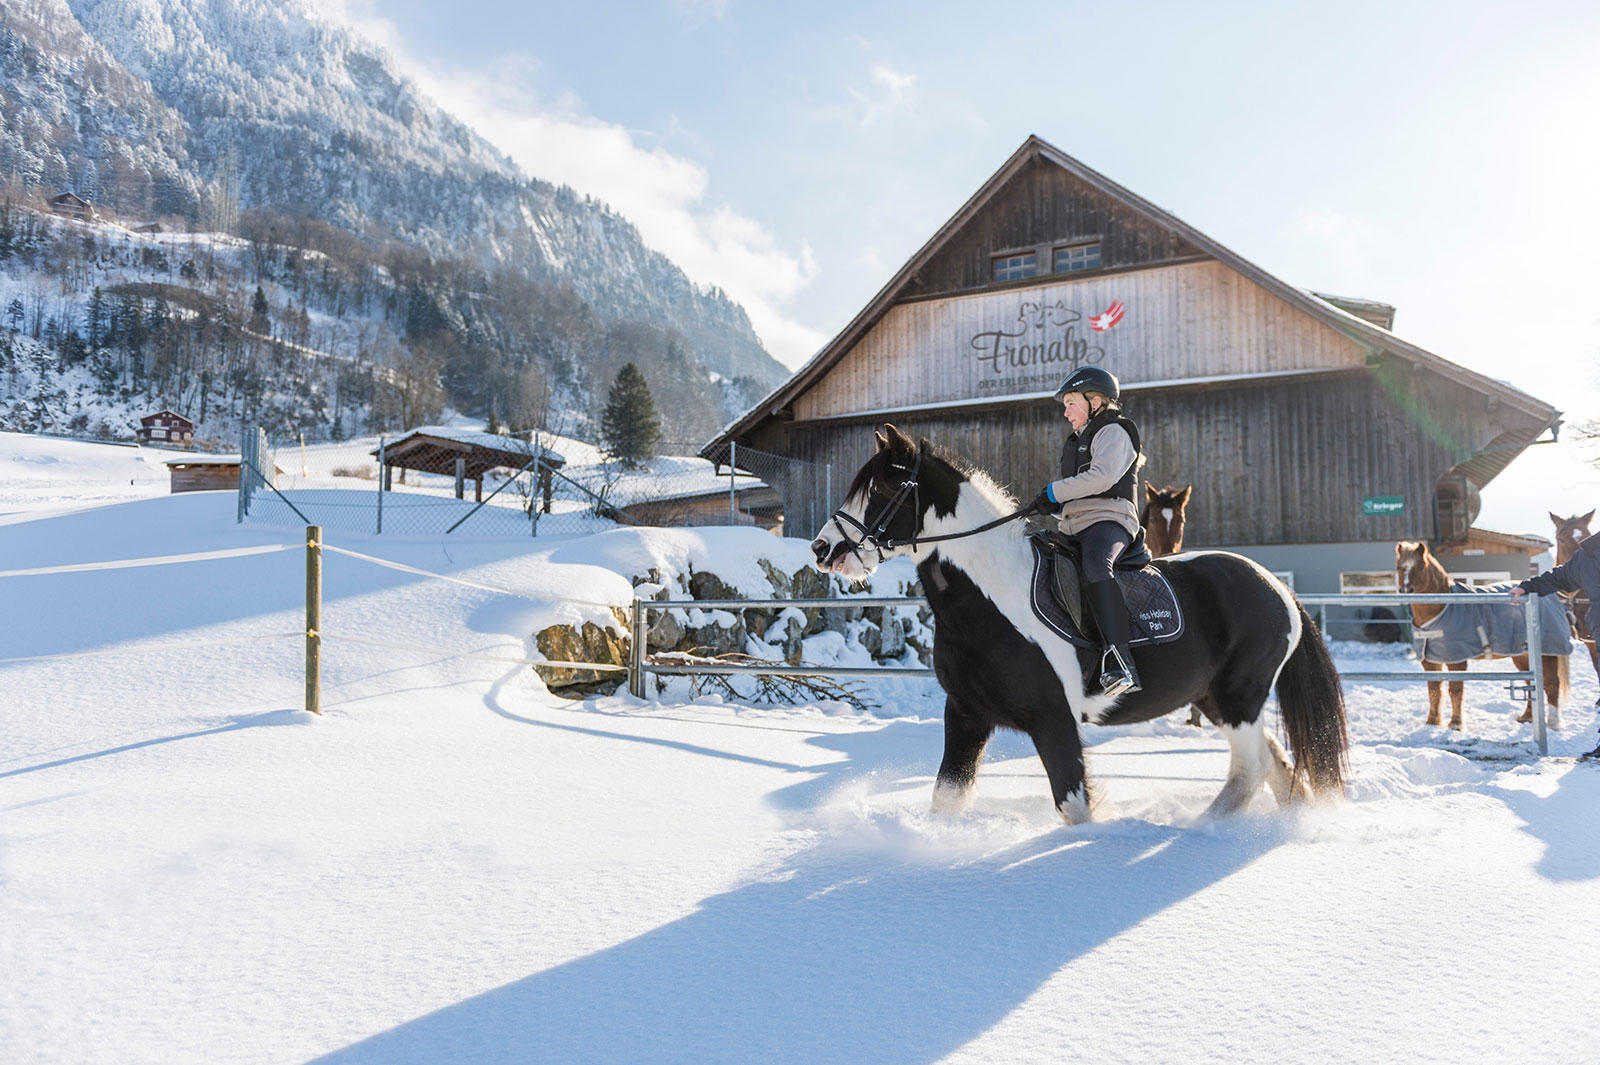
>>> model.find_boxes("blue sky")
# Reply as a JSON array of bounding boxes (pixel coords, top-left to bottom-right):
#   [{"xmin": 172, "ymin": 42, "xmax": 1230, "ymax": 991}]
[{"xmin": 329, "ymin": 0, "xmax": 1600, "ymax": 536}]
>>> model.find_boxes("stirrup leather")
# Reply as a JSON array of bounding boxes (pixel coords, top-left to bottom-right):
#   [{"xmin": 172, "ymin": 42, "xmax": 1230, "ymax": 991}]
[{"xmin": 1099, "ymin": 645, "xmax": 1140, "ymax": 697}]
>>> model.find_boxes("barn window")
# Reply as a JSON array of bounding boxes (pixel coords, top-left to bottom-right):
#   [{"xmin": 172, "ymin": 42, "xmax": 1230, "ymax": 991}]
[
  {"xmin": 992, "ymin": 252, "xmax": 1038, "ymax": 281},
  {"xmin": 1339, "ymin": 571, "xmax": 1397, "ymax": 594},
  {"xmin": 1053, "ymin": 242, "xmax": 1102, "ymax": 273},
  {"xmin": 1452, "ymin": 572, "xmax": 1511, "ymax": 588}
]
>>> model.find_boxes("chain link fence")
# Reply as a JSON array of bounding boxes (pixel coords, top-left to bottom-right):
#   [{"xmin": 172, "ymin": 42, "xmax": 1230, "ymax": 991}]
[
  {"xmin": 237, "ymin": 428, "xmax": 832, "ymax": 539},
  {"xmin": 703, "ymin": 441, "xmax": 834, "ymax": 539}
]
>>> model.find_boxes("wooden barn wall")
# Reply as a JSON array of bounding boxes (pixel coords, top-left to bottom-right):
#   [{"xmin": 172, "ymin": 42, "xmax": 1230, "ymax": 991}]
[
  {"xmin": 904, "ymin": 156, "xmax": 1207, "ymax": 299},
  {"xmin": 794, "ymin": 260, "xmax": 1368, "ymax": 422},
  {"xmin": 755, "ymin": 368, "xmax": 1535, "ymax": 546}
]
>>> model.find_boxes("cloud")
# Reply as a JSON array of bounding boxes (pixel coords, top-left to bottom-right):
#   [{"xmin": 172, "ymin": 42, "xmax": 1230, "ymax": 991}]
[
  {"xmin": 837, "ymin": 63, "xmax": 920, "ymax": 129},
  {"xmin": 321, "ymin": 1, "xmax": 824, "ymax": 369}
]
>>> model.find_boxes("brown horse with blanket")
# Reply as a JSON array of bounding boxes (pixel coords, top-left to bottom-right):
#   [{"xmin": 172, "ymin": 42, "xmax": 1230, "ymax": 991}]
[{"xmin": 1395, "ymin": 540, "xmax": 1567, "ymax": 731}]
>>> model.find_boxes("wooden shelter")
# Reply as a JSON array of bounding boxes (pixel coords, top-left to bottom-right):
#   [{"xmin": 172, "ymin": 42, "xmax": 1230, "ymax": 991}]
[
  {"xmin": 138, "ymin": 410, "xmax": 195, "ymax": 448},
  {"xmin": 705, "ymin": 135, "xmax": 1560, "ymax": 600},
  {"xmin": 166, "ymin": 456, "xmax": 281, "ymax": 494},
  {"xmin": 623, "ymin": 483, "xmax": 783, "ymax": 531},
  {"xmin": 374, "ymin": 427, "xmax": 566, "ymax": 506}
]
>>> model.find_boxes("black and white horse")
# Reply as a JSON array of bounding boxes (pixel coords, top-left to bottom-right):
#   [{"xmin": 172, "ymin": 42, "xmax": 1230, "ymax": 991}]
[{"xmin": 811, "ymin": 425, "xmax": 1348, "ymax": 822}]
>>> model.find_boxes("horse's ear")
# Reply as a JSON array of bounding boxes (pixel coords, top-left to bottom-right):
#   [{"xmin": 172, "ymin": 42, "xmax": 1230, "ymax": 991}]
[
  {"xmin": 874, "ymin": 429, "xmax": 888, "ymax": 451},
  {"xmin": 881, "ymin": 423, "xmax": 917, "ymax": 462},
  {"xmin": 1551, "ymin": 512, "xmax": 1565, "ymax": 527},
  {"xmin": 1583, "ymin": 510, "xmax": 1596, "ymax": 525},
  {"xmin": 1145, "ymin": 481, "xmax": 1158, "ymax": 500},
  {"xmin": 1177, "ymin": 484, "xmax": 1192, "ymax": 505}
]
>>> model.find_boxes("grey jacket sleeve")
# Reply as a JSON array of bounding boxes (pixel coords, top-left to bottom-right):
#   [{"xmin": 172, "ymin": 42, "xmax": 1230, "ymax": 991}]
[{"xmin": 1048, "ymin": 425, "xmax": 1136, "ymax": 503}]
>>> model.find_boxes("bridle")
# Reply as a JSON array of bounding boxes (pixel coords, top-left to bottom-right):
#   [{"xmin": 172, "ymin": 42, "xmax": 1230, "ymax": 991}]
[{"xmin": 826, "ymin": 447, "xmax": 1033, "ymax": 566}]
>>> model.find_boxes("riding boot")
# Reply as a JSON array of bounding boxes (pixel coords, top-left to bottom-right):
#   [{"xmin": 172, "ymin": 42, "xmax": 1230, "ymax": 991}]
[{"xmin": 1084, "ymin": 578, "xmax": 1142, "ymax": 696}]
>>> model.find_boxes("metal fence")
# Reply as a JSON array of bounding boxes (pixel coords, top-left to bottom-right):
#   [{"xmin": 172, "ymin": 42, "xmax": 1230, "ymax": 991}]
[
  {"xmin": 238, "ymin": 429, "xmax": 833, "ymax": 538},
  {"xmin": 704, "ymin": 441, "xmax": 835, "ymax": 539},
  {"xmin": 1299, "ymin": 591, "xmax": 1552, "ymax": 754}
]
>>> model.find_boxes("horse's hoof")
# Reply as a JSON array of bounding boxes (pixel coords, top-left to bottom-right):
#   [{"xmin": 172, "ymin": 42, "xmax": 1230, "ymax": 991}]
[
  {"xmin": 930, "ymin": 781, "xmax": 972, "ymax": 816},
  {"xmin": 1517, "ymin": 708, "xmax": 1533, "ymax": 724},
  {"xmin": 1056, "ymin": 789, "xmax": 1092, "ymax": 825}
]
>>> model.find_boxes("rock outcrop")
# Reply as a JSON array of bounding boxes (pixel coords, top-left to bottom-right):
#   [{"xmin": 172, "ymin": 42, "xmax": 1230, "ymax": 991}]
[{"xmin": 533, "ymin": 560, "xmax": 932, "ymax": 696}]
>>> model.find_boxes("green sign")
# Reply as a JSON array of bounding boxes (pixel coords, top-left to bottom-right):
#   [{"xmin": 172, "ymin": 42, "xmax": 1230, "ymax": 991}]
[{"xmin": 1362, "ymin": 496, "xmax": 1406, "ymax": 516}]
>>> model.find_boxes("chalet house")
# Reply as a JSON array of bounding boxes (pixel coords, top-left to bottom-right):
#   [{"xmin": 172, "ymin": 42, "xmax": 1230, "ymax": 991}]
[
  {"xmin": 705, "ymin": 135, "xmax": 1560, "ymax": 609},
  {"xmin": 137, "ymin": 410, "xmax": 195, "ymax": 448},
  {"xmin": 48, "ymin": 193, "xmax": 94, "ymax": 222}
]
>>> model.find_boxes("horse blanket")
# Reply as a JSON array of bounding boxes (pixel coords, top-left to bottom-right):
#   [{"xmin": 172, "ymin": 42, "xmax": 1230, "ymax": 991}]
[
  {"xmin": 1027, "ymin": 536, "xmax": 1184, "ymax": 649},
  {"xmin": 1411, "ymin": 581, "xmax": 1573, "ymax": 664}
]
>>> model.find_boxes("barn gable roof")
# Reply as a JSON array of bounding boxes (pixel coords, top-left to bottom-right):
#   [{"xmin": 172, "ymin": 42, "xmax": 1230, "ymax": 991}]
[{"xmin": 704, "ymin": 134, "xmax": 1557, "ymax": 456}]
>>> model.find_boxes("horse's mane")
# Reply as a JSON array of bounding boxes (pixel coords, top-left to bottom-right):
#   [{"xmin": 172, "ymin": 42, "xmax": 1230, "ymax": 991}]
[{"xmin": 844, "ymin": 438, "xmax": 1015, "ymax": 506}]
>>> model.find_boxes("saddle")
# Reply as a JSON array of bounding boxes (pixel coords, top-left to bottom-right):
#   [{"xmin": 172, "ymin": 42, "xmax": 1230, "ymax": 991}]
[{"xmin": 1027, "ymin": 529, "xmax": 1184, "ymax": 649}]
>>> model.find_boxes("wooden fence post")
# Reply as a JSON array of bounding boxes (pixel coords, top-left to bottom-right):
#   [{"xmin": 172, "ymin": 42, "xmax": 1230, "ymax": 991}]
[{"xmin": 306, "ymin": 525, "xmax": 322, "ymax": 716}]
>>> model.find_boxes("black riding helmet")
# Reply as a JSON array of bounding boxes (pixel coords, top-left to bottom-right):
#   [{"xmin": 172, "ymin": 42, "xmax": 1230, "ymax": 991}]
[{"xmin": 1052, "ymin": 366, "xmax": 1120, "ymax": 403}]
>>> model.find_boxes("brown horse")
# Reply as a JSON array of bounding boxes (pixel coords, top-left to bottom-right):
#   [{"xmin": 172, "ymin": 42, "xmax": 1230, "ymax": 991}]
[
  {"xmin": 1395, "ymin": 540, "xmax": 1565, "ymax": 730},
  {"xmin": 1142, "ymin": 482, "xmax": 1191, "ymax": 557},
  {"xmin": 1551, "ymin": 511, "xmax": 1599, "ymax": 682},
  {"xmin": 1142, "ymin": 482, "xmax": 1200, "ymax": 724}
]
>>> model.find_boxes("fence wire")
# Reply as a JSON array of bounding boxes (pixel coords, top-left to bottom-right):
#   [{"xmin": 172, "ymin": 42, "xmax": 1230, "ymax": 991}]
[
  {"xmin": 702, "ymin": 440, "xmax": 834, "ymax": 538},
  {"xmin": 238, "ymin": 429, "xmax": 832, "ymax": 539}
]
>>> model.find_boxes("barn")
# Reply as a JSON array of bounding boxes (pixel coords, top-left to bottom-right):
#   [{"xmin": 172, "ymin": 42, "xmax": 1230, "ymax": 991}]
[{"xmin": 704, "ymin": 135, "xmax": 1560, "ymax": 616}]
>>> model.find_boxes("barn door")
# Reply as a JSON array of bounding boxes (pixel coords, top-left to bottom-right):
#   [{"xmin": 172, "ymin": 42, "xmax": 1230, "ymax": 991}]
[{"xmin": 1433, "ymin": 472, "xmax": 1479, "ymax": 545}]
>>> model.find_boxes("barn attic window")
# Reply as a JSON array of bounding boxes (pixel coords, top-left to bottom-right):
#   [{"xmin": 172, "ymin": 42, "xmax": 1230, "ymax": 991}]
[
  {"xmin": 992, "ymin": 251, "xmax": 1038, "ymax": 281},
  {"xmin": 1053, "ymin": 242, "xmax": 1102, "ymax": 273}
]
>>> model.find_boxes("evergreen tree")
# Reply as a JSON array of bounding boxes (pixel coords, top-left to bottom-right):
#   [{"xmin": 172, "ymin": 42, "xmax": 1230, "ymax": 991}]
[
  {"xmin": 250, "ymin": 285, "xmax": 271, "ymax": 335},
  {"xmin": 600, "ymin": 362, "xmax": 661, "ymax": 468},
  {"xmin": 84, "ymin": 287, "xmax": 107, "ymax": 351}
]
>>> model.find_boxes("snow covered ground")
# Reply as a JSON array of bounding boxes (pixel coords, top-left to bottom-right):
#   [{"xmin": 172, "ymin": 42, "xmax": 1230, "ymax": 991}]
[{"xmin": 2, "ymin": 433, "xmax": 1599, "ymax": 1065}]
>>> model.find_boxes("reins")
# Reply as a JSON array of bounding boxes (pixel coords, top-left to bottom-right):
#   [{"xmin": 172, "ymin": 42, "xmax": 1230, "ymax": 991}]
[{"xmin": 828, "ymin": 447, "xmax": 1034, "ymax": 564}]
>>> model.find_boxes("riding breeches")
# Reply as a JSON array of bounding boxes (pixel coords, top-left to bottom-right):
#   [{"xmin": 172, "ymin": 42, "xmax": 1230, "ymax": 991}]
[{"xmin": 1078, "ymin": 521, "xmax": 1132, "ymax": 584}]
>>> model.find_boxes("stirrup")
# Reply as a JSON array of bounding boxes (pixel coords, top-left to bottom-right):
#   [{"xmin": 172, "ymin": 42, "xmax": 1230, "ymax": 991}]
[{"xmin": 1098, "ymin": 646, "xmax": 1140, "ymax": 697}]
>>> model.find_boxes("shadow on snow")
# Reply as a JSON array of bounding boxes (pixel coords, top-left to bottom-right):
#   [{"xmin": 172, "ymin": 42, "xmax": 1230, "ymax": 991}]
[{"xmin": 308, "ymin": 689, "xmax": 1286, "ymax": 1065}]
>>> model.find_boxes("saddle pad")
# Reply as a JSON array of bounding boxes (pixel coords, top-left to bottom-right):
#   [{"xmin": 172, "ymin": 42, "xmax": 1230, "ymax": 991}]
[{"xmin": 1028, "ymin": 538, "xmax": 1185, "ymax": 649}]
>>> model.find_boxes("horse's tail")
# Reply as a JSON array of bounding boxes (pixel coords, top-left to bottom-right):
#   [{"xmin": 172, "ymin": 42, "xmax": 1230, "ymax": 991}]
[{"xmin": 1276, "ymin": 601, "xmax": 1349, "ymax": 797}]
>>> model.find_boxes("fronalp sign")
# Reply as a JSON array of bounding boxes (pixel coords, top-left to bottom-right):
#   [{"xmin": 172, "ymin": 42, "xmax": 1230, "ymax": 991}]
[{"xmin": 969, "ymin": 297, "xmax": 1113, "ymax": 396}]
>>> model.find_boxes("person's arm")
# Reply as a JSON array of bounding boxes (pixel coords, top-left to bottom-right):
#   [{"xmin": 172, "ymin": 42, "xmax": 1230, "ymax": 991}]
[
  {"xmin": 1046, "ymin": 425, "xmax": 1136, "ymax": 504},
  {"xmin": 1515, "ymin": 559, "xmax": 1582, "ymax": 599}
]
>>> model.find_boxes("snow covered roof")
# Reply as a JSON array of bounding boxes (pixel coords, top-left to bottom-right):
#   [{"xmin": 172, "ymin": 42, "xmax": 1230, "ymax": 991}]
[{"xmin": 373, "ymin": 426, "xmax": 566, "ymax": 467}]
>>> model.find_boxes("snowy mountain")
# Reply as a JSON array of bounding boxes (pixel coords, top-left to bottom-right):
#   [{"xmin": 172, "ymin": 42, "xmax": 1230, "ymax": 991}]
[{"xmin": 0, "ymin": 0, "xmax": 788, "ymax": 441}]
